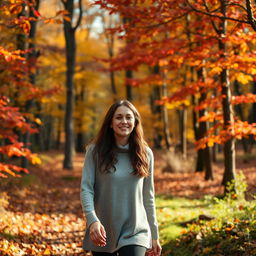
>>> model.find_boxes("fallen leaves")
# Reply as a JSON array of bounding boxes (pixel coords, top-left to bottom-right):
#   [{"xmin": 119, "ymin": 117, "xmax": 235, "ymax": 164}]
[
  {"xmin": 0, "ymin": 150, "xmax": 256, "ymax": 255},
  {"xmin": 0, "ymin": 153, "xmax": 88, "ymax": 255},
  {"xmin": 0, "ymin": 210, "xmax": 86, "ymax": 255}
]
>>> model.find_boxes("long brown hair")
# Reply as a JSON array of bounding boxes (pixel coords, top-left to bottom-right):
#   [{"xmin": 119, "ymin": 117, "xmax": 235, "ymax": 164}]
[{"xmin": 92, "ymin": 100, "xmax": 149, "ymax": 177}]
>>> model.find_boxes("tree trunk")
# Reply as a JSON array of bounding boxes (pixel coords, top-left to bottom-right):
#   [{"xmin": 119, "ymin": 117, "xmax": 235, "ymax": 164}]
[
  {"xmin": 219, "ymin": 0, "xmax": 236, "ymax": 189},
  {"xmin": 16, "ymin": 5, "xmax": 26, "ymax": 169},
  {"xmin": 178, "ymin": 108, "xmax": 187, "ymax": 158},
  {"xmin": 44, "ymin": 116, "xmax": 53, "ymax": 151},
  {"xmin": 233, "ymin": 80, "xmax": 248, "ymax": 153},
  {"xmin": 185, "ymin": 16, "xmax": 205, "ymax": 168},
  {"xmin": 192, "ymin": 94, "xmax": 205, "ymax": 172},
  {"xmin": 150, "ymin": 65, "xmax": 162, "ymax": 149},
  {"xmin": 21, "ymin": 0, "xmax": 40, "ymax": 168},
  {"xmin": 125, "ymin": 70, "xmax": 133, "ymax": 101},
  {"xmin": 123, "ymin": 17, "xmax": 133, "ymax": 101},
  {"xmin": 161, "ymin": 69, "xmax": 171, "ymax": 150},
  {"xmin": 56, "ymin": 116, "xmax": 62, "ymax": 150},
  {"xmin": 33, "ymin": 101, "xmax": 44, "ymax": 151},
  {"xmin": 76, "ymin": 132, "xmax": 85, "ymax": 152},
  {"xmin": 248, "ymin": 80, "xmax": 256, "ymax": 152},
  {"xmin": 110, "ymin": 69, "xmax": 117, "ymax": 101},
  {"xmin": 101, "ymin": 13, "xmax": 118, "ymax": 101},
  {"xmin": 63, "ymin": 29, "xmax": 75, "ymax": 169},
  {"xmin": 75, "ymin": 88, "xmax": 85, "ymax": 153},
  {"xmin": 197, "ymin": 67, "xmax": 213, "ymax": 180},
  {"xmin": 62, "ymin": 0, "xmax": 82, "ymax": 169}
]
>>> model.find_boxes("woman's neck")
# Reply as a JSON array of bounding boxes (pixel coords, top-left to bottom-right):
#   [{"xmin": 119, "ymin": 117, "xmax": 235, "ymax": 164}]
[{"xmin": 115, "ymin": 136, "xmax": 129, "ymax": 146}]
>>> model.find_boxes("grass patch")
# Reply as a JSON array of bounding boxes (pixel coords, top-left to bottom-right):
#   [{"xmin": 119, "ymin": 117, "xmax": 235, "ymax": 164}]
[
  {"xmin": 39, "ymin": 152, "xmax": 63, "ymax": 165},
  {"xmin": 156, "ymin": 196, "xmax": 210, "ymax": 256},
  {"xmin": 0, "ymin": 174, "xmax": 40, "ymax": 188},
  {"xmin": 158, "ymin": 173, "xmax": 256, "ymax": 256}
]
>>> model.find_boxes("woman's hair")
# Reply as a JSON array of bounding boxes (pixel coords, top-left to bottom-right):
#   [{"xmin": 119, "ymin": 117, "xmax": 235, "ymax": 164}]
[{"xmin": 92, "ymin": 100, "xmax": 149, "ymax": 177}]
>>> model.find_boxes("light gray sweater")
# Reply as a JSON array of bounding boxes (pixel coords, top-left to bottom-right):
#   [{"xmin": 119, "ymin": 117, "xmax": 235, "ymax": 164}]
[{"xmin": 80, "ymin": 144, "xmax": 159, "ymax": 253}]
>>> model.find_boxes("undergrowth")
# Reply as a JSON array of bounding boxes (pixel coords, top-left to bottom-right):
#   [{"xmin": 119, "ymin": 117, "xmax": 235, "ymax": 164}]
[{"xmin": 160, "ymin": 172, "xmax": 256, "ymax": 256}]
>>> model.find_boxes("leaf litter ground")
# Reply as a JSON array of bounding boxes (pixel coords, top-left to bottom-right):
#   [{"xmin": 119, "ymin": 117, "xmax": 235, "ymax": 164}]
[{"xmin": 0, "ymin": 149, "xmax": 255, "ymax": 255}]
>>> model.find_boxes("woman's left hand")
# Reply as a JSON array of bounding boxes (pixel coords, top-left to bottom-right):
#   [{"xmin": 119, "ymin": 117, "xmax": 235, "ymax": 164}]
[{"xmin": 146, "ymin": 239, "xmax": 162, "ymax": 256}]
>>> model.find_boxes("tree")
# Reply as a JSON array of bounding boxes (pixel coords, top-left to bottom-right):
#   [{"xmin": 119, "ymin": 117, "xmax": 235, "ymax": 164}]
[
  {"xmin": 0, "ymin": 0, "xmax": 66, "ymax": 177},
  {"xmin": 0, "ymin": 0, "xmax": 41, "ymax": 177},
  {"xmin": 101, "ymin": 12, "xmax": 119, "ymax": 101},
  {"xmin": 95, "ymin": 0, "xmax": 256, "ymax": 191},
  {"xmin": 21, "ymin": 0, "xmax": 41, "ymax": 168},
  {"xmin": 185, "ymin": 0, "xmax": 256, "ymax": 189},
  {"xmin": 61, "ymin": 0, "xmax": 83, "ymax": 169}
]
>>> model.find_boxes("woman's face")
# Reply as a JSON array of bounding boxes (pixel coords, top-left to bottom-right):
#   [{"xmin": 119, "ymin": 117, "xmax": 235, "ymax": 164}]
[{"xmin": 111, "ymin": 106, "xmax": 135, "ymax": 140}]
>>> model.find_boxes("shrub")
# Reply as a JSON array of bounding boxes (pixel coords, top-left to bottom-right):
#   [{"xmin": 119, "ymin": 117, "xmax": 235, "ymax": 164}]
[{"xmin": 174, "ymin": 172, "xmax": 256, "ymax": 255}]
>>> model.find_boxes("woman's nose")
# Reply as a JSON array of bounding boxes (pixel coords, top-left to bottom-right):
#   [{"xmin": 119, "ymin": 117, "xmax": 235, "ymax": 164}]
[{"xmin": 121, "ymin": 118, "xmax": 128, "ymax": 123}]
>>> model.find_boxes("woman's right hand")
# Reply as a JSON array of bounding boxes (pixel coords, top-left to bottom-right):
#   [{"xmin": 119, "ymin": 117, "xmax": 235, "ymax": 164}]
[{"xmin": 89, "ymin": 221, "xmax": 107, "ymax": 247}]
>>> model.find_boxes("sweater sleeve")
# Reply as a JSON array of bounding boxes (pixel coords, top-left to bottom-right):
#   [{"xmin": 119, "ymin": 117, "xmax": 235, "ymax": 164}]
[
  {"xmin": 143, "ymin": 147, "xmax": 159, "ymax": 240},
  {"xmin": 80, "ymin": 144, "xmax": 100, "ymax": 228}
]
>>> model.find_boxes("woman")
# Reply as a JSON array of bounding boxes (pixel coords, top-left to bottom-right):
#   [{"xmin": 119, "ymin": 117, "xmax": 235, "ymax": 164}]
[{"xmin": 80, "ymin": 100, "xmax": 161, "ymax": 256}]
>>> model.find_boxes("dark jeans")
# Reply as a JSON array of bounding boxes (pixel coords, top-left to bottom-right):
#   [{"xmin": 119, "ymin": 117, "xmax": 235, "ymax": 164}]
[{"xmin": 92, "ymin": 245, "xmax": 146, "ymax": 256}]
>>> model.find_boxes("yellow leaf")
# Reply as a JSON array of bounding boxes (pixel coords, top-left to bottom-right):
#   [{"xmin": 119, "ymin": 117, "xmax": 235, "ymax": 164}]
[
  {"xmin": 31, "ymin": 155, "xmax": 42, "ymax": 165},
  {"xmin": 43, "ymin": 248, "xmax": 51, "ymax": 255},
  {"xmin": 250, "ymin": 68, "xmax": 256, "ymax": 75},
  {"xmin": 236, "ymin": 72, "xmax": 253, "ymax": 85},
  {"xmin": 209, "ymin": 66, "xmax": 222, "ymax": 76},
  {"xmin": 34, "ymin": 118, "xmax": 42, "ymax": 125},
  {"xmin": 207, "ymin": 139, "xmax": 215, "ymax": 147}
]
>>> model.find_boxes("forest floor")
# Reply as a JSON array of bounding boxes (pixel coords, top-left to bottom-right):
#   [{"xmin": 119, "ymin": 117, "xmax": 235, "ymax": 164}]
[{"xmin": 0, "ymin": 149, "xmax": 256, "ymax": 255}]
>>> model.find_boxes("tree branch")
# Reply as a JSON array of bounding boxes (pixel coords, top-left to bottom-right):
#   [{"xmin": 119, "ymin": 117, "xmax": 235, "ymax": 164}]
[
  {"xmin": 73, "ymin": 0, "xmax": 83, "ymax": 31},
  {"xmin": 202, "ymin": 0, "xmax": 220, "ymax": 34},
  {"xmin": 226, "ymin": 3, "xmax": 248, "ymax": 13},
  {"xmin": 246, "ymin": 0, "xmax": 256, "ymax": 31},
  {"xmin": 138, "ymin": 11, "xmax": 191, "ymax": 30},
  {"xmin": 186, "ymin": 0, "xmax": 250, "ymax": 25},
  {"xmin": 60, "ymin": 0, "xmax": 66, "ymax": 7}
]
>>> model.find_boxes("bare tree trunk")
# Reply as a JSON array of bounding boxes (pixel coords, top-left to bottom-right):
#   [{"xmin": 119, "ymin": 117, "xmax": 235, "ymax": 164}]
[
  {"xmin": 101, "ymin": 13, "xmax": 118, "ymax": 101},
  {"xmin": 150, "ymin": 65, "xmax": 162, "ymax": 149},
  {"xmin": 192, "ymin": 94, "xmax": 205, "ymax": 172},
  {"xmin": 178, "ymin": 108, "xmax": 187, "ymax": 158},
  {"xmin": 75, "ymin": 89, "xmax": 85, "ymax": 153},
  {"xmin": 162, "ymin": 69, "xmax": 171, "ymax": 150},
  {"xmin": 56, "ymin": 114, "xmax": 62, "ymax": 150},
  {"xmin": 63, "ymin": 25, "xmax": 75, "ymax": 169},
  {"xmin": 44, "ymin": 116, "xmax": 53, "ymax": 151},
  {"xmin": 219, "ymin": 0, "xmax": 236, "ymax": 189},
  {"xmin": 123, "ymin": 17, "xmax": 133, "ymax": 101},
  {"xmin": 125, "ymin": 69, "xmax": 133, "ymax": 101},
  {"xmin": 248, "ymin": 80, "xmax": 256, "ymax": 152},
  {"xmin": 62, "ymin": 0, "xmax": 82, "ymax": 169}
]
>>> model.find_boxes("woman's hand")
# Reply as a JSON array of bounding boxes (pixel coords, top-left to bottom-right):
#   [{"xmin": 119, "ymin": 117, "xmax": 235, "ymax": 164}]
[
  {"xmin": 146, "ymin": 239, "xmax": 162, "ymax": 256},
  {"xmin": 89, "ymin": 221, "xmax": 107, "ymax": 247}
]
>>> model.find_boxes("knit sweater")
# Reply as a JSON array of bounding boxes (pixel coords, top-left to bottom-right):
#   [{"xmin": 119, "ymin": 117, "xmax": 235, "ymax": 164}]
[{"xmin": 80, "ymin": 144, "xmax": 159, "ymax": 253}]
